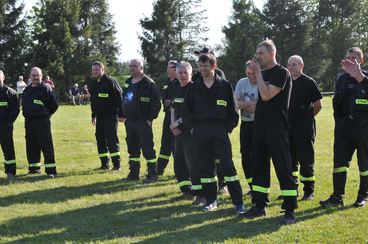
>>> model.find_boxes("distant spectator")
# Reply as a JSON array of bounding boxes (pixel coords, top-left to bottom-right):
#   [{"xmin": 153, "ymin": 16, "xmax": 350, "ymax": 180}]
[
  {"xmin": 16, "ymin": 76, "xmax": 27, "ymax": 106},
  {"xmin": 69, "ymin": 83, "xmax": 81, "ymax": 105},
  {"xmin": 81, "ymin": 84, "xmax": 90, "ymax": 104},
  {"xmin": 42, "ymin": 75, "xmax": 55, "ymax": 89}
]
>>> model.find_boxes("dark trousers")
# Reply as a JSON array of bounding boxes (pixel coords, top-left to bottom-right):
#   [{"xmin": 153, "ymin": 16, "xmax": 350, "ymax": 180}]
[
  {"xmin": 252, "ymin": 127, "xmax": 297, "ymax": 210},
  {"xmin": 95, "ymin": 115, "xmax": 120, "ymax": 167},
  {"xmin": 240, "ymin": 121, "xmax": 254, "ymax": 189},
  {"xmin": 125, "ymin": 119, "xmax": 157, "ymax": 176},
  {"xmin": 25, "ymin": 118, "xmax": 56, "ymax": 174},
  {"xmin": 157, "ymin": 113, "xmax": 174, "ymax": 172},
  {"xmin": 174, "ymin": 133, "xmax": 196, "ymax": 194},
  {"xmin": 194, "ymin": 133, "xmax": 243, "ymax": 205},
  {"xmin": 333, "ymin": 118, "xmax": 368, "ymax": 197},
  {"xmin": 0, "ymin": 121, "xmax": 16, "ymax": 175},
  {"xmin": 290, "ymin": 121, "xmax": 316, "ymax": 195}
]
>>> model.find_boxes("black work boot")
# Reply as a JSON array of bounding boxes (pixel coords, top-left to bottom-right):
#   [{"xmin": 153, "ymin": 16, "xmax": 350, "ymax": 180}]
[
  {"xmin": 143, "ymin": 164, "xmax": 158, "ymax": 184},
  {"xmin": 123, "ymin": 162, "xmax": 140, "ymax": 181},
  {"xmin": 320, "ymin": 195, "xmax": 344, "ymax": 208},
  {"xmin": 111, "ymin": 158, "xmax": 121, "ymax": 172},
  {"xmin": 281, "ymin": 210, "xmax": 296, "ymax": 224},
  {"xmin": 241, "ymin": 206, "xmax": 266, "ymax": 219}
]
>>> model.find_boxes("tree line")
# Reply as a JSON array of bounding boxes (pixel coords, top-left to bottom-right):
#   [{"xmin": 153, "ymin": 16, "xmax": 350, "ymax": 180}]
[
  {"xmin": 141, "ymin": 0, "xmax": 368, "ymax": 91},
  {"xmin": 0, "ymin": 0, "xmax": 120, "ymax": 100},
  {"xmin": 1, "ymin": 0, "xmax": 368, "ymax": 99}
]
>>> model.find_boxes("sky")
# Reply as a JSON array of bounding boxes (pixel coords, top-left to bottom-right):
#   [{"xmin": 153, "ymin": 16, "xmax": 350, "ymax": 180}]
[{"xmin": 24, "ymin": 0, "xmax": 265, "ymax": 62}]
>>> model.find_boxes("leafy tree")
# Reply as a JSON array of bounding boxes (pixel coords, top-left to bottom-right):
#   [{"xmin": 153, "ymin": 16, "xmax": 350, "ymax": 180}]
[
  {"xmin": 0, "ymin": 0, "xmax": 30, "ymax": 85},
  {"xmin": 139, "ymin": 0, "xmax": 208, "ymax": 84}
]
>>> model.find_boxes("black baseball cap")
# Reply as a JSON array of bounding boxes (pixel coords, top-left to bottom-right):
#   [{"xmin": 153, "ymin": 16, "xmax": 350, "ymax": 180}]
[{"xmin": 194, "ymin": 46, "xmax": 214, "ymax": 55}]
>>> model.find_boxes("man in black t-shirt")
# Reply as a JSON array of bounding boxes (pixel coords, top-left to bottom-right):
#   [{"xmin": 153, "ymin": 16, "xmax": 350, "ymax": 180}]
[
  {"xmin": 242, "ymin": 39, "xmax": 297, "ymax": 224},
  {"xmin": 287, "ymin": 55, "xmax": 323, "ymax": 201}
]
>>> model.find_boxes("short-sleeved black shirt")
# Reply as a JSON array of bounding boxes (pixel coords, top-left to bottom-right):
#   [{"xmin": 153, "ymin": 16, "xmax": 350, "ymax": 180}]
[
  {"xmin": 254, "ymin": 64, "xmax": 292, "ymax": 130},
  {"xmin": 289, "ymin": 74, "xmax": 322, "ymax": 126}
]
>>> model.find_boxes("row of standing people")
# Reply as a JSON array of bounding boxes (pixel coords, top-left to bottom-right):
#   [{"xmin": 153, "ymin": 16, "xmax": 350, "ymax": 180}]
[
  {"xmin": 1, "ymin": 41, "xmax": 367, "ymax": 224},
  {"xmin": 1, "ymin": 68, "xmax": 58, "ymax": 178}
]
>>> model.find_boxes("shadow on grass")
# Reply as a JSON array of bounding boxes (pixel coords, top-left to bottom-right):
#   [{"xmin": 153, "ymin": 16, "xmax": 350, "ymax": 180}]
[
  {"xmin": 0, "ymin": 191, "xmax": 354, "ymax": 244},
  {"xmin": 0, "ymin": 177, "xmax": 175, "ymax": 207}
]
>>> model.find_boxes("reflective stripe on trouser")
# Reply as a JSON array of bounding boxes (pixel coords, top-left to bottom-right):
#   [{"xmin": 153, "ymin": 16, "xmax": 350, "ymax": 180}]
[
  {"xmin": 4, "ymin": 159, "xmax": 16, "ymax": 174},
  {"xmin": 178, "ymin": 180, "xmax": 192, "ymax": 193},
  {"xmin": 252, "ymin": 127, "xmax": 297, "ymax": 210},
  {"xmin": 157, "ymin": 113, "xmax": 174, "ymax": 172},
  {"xmin": 174, "ymin": 136, "xmax": 192, "ymax": 193},
  {"xmin": 96, "ymin": 115, "xmax": 120, "ymax": 165},
  {"xmin": 25, "ymin": 117, "xmax": 57, "ymax": 174},
  {"xmin": 196, "ymin": 133, "xmax": 243, "ymax": 205},
  {"xmin": 176, "ymin": 133, "xmax": 201, "ymax": 196},
  {"xmin": 0, "ymin": 122, "xmax": 17, "ymax": 174},
  {"xmin": 125, "ymin": 119, "xmax": 156, "ymax": 168}
]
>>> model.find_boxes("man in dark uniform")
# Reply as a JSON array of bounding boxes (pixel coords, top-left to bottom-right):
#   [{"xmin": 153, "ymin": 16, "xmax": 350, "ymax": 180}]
[
  {"xmin": 287, "ymin": 55, "xmax": 323, "ymax": 201},
  {"xmin": 90, "ymin": 61, "xmax": 123, "ymax": 171},
  {"xmin": 186, "ymin": 53, "xmax": 245, "ymax": 214},
  {"xmin": 170, "ymin": 61, "xmax": 196, "ymax": 200},
  {"xmin": 157, "ymin": 60, "xmax": 180, "ymax": 176},
  {"xmin": 320, "ymin": 47, "xmax": 368, "ymax": 208},
  {"xmin": 0, "ymin": 70, "xmax": 20, "ymax": 179},
  {"xmin": 22, "ymin": 67, "xmax": 58, "ymax": 177},
  {"xmin": 122, "ymin": 59, "xmax": 161, "ymax": 184},
  {"xmin": 242, "ymin": 40, "xmax": 298, "ymax": 224},
  {"xmin": 193, "ymin": 46, "xmax": 228, "ymax": 195}
]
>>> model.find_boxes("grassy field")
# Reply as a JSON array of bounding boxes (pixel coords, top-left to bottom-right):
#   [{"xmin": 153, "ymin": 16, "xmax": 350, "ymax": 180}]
[{"xmin": 0, "ymin": 97, "xmax": 367, "ymax": 243}]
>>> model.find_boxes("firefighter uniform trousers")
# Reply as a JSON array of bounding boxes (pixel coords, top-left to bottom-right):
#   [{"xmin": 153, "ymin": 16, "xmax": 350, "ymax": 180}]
[
  {"xmin": 125, "ymin": 119, "xmax": 157, "ymax": 177},
  {"xmin": 290, "ymin": 120, "xmax": 316, "ymax": 195},
  {"xmin": 174, "ymin": 132, "xmax": 202, "ymax": 195},
  {"xmin": 26, "ymin": 118, "xmax": 56, "ymax": 174},
  {"xmin": 195, "ymin": 133, "xmax": 243, "ymax": 205},
  {"xmin": 95, "ymin": 115, "xmax": 121, "ymax": 167},
  {"xmin": 157, "ymin": 112, "xmax": 174, "ymax": 172},
  {"xmin": 333, "ymin": 118, "xmax": 368, "ymax": 197},
  {"xmin": 0, "ymin": 121, "xmax": 16, "ymax": 175},
  {"xmin": 252, "ymin": 128, "xmax": 298, "ymax": 210}
]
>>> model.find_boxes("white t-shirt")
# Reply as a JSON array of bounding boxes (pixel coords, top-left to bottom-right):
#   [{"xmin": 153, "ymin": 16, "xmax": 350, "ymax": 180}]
[
  {"xmin": 235, "ymin": 77, "xmax": 258, "ymax": 122},
  {"xmin": 17, "ymin": 80, "xmax": 27, "ymax": 94}
]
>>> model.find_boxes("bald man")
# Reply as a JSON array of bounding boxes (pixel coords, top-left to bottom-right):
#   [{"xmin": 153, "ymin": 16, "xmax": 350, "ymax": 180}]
[
  {"xmin": 122, "ymin": 59, "xmax": 161, "ymax": 183},
  {"xmin": 0, "ymin": 70, "xmax": 20, "ymax": 179},
  {"xmin": 287, "ymin": 55, "xmax": 322, "ymax": 201},
  {"xmin": 22, "ymin": 67, "xmax": 58, "ymax": 177}
]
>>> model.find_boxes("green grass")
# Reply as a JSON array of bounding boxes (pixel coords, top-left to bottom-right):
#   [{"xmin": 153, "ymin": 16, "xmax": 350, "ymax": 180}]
[{"xmin": 0, "ymin": 97, "xmax": 367, "ymax": 243}]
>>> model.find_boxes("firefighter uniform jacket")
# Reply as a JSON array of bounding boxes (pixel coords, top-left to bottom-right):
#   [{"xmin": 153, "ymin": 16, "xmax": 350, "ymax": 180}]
[
  {"xmin": 89, "ymin": 74, "xmax": 123, "ymax": 119},
  {"xmin": 122, "ymin": 74, "xmax": 161, "ymax": 121},
  {"xmin": 0, "ymin": 85, "xmax": 19, "ymax": 123},
  {"xmin": 22, "ymin": 83, "xmax": 58, "ymax": 118}
]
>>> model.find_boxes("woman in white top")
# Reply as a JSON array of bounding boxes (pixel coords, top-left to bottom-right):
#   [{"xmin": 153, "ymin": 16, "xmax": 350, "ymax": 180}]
[{"xmin": 16, "ymin": 76, "xmax": 27, "ymax": 106}]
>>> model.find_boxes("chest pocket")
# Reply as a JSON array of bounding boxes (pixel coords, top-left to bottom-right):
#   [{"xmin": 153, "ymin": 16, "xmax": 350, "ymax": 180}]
[{"xmin": 352, "ymin": 83, "xmax": 368, "ymax": 114}]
